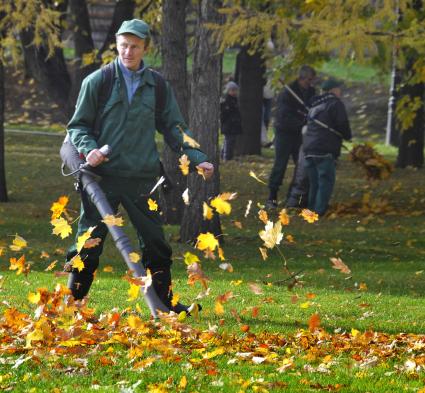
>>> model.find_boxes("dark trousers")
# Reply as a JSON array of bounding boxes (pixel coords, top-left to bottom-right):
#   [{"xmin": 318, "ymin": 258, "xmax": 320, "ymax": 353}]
[
  {"xmin": 305, "ymin": 155, "xmax": 336, "ymax": 216},
  {"xmin": 268, "ymin": 130, "xmax": 302, "ymax": 198},
  {"xmin": 66, "ymin": 176, "xmax": 172, "ymax": 302},
  {"xmin": 285, "ymin": 148, "xmax": 309, "ymax": 208},
  {"xmin": 221, "ymin": 134, "xmax": 238, "ymax": 160}
]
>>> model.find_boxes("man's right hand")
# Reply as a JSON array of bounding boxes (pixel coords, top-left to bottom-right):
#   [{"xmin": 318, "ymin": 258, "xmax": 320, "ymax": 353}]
[{"xmin": 86, "ymin": 148, "xmax": 108, "ymax": 167}]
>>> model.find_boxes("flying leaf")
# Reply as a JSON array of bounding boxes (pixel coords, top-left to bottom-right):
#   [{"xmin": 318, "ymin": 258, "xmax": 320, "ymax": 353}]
[
  {"xmin": 219, "ymin": 262, "xmax": 233, "ymax": 272},
  {"xmin": 45, "ymin": 260, "xmax": 57, "ymax": 271},
  {"xmin": 51, "ymin": 217, "xmax": 72, "ymax": 239},
  {"xmin": 211, "ymin": 195, "xmax": 232, "ymax": 215},
  {"xmin": 196, "ymin": 166, "xmax": 206, "ymax": 180},
  {"xmin": 300, "ymin": 209, "xmax": 319, "ymax": 223},
  {"xmin": 259, "ymin": 221, "xmax": 283, "ymax": 249},
  {"xmin": 129, "ymin": 252, "xmax": 141, "ymax": 263},
  {"xmin": 10, "ymin": 234, "xmax": 27, "ymax": 251},
  {"xmin": 179, "ymin": 128, "xmax": 200, "ymax": 148},
  {"xmin": 203, "ymin": 202, "xmax": 214, "ymax": 220},
  {"xmin": 286, "ymin": 234, "xmax": 295, "ymax": 243},
  {"xmin": 187, "ymin": 262, "xmax": 209, "ymax": 289},
  {"xmin": 308, "ymin": 313, "xmax": 321, "ymax": 332},
  {"xmin": 50, "ymin": 195, "xmax": 69, "ymax": 219},
  {"xmin": 259, "ymin": 247, "xmax": 268, "ymax": 260},
  {"xmin": 83, "ymin": 238, "xmax": 102, "ymax": 249},
  {"xmin": 184, "ymin": 252, "xmax": 200, "ymax": 265},
  {"xmin": 71, "ymin": 255, "xmax": 85, "ymax": 272},
  {"xmin": 182, "ymin": 188, "xmax": 190, "ymax": 205},
  {"xmin": 218, "ymin": 247, "xmax": 225, "ymax": 261},
  {"xmin": 102, "ymin": 215, "xmax": 124, "ymax": 227},
  {"xmin": 103, "ymin": 265, "xmax": 114, "ymax": 273},
  {"xmin": 233, "ymin": 221, "xmax": 242, "ymax": 229},
  {"xmin": 248, "ymin": 282, "xmax": 263, "ymax": 295},
  {"xmin": 127, "ymin": 283, "xmax": 140, "ymax": 301},
  {"xmin": 196, "ymin": 232, "xmax": 219, "ymax": 252},
  {"xmin": 258, "ymin": 209, "xmax": 268, "ymax": 224},
  {"xmin": 279, "ymin": 209, "xmax": 290, "ymax": 225},
  {"xmin": 171, "ymin": 293, "xmax": 180, "ymax": 307},
  {"xmin": 249, "ymin": 171, "xmax": 267, "ymax": 185},
  {"xmin": 148, "ymin": 198, "xmax": 158, "ymax": 211},
  {"xmin": 330, "ymin": 257, "xmax": 351, "ymax": 274},
  {"xmin": 244, "ymin": 200, "xmax": 253, "ymax": 218},
  {"xmin": 9, "ymin": 255, "xmax": 28, "ymax": 275},
  {"xmin": 76, "ymin": 227, "xmax": 95, "ymax": 252},
  {"xmin": 179, "ymin": 154, "xmax": 190, "ymax": 175}
]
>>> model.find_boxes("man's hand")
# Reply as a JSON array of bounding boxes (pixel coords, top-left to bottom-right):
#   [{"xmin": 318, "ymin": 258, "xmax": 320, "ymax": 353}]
[
  {"xmin": 196, "ymin": 162, "xmax": 214, "ymax": 180},
  {"xmin": 86, "ymin": 148, "xmax": 108, "ymax": 167}
]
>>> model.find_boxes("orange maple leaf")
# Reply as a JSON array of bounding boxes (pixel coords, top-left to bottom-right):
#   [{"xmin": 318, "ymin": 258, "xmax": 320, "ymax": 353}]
[{"xmin": 308, "ymin": 313, "xmax": 321, "ymax": 332}]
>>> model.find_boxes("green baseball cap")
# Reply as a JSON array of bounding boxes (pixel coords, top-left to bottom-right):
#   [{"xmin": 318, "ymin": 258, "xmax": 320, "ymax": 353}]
[
  {"xmin": 116, "ymin": 19, "xmax": 150, "ymax": 40},
  {"xmin": 321, "ymin": 77, "xmax": 343, "ymax": 91}
]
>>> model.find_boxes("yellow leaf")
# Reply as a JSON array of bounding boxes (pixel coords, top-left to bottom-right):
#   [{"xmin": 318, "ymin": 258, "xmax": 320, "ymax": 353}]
[
  {"xmin": 286, "ymin": 234, "xmax": 295, "ymax": 243},
  {"xmin": 179, "ymin": 154, "xmax": 190, "ymax": 175},
  {"xmin": 50, "ymin": 195, "xmax": 69, "ymax": 219},
  {"xmin": 259, "ymin": 221, "xmax": 283, "ymax": 249},
  {"xmin": 181, "ymin": 130, "xmax": 201, "ymax": 148},
  {"xmin": 203, "ymin": 202, "xmax": 214, "ymax": 220},
  {"xmin": 171, "ymin": 293, "xmax": 180, "ymax": 307},
  {"xmin": 233, "ymin": 221, "xmax": 242, "ymax": 229},
  {"xmin": 214, "ymin": 301, "xmax": 224, "ymax": 315},
  {"xmin": 45, "ymin": 260, "xmax": 57, "ymax": 271},
  {"xmin": 182, "ymin": 188, "xmax": 190, "ymax": 205},
  {"xmin": 218, "ymin": 247, "xmax": 225, "ymax": 261},
  {"xmin": 179, "ymin": 376, "xmax": 188, "ymax": 389},
  {"xmin": 279, "ymin": 209, "xmax": 290, "ymax": 225},
  {"xmin": 300, "ymin": 209, "xmax": 319, "ymax": 223},
  {"xmin": 127, "ymin": 283, "xmax": 140, "ymax": 301},
  {"xmin": 249, "ymin": 170, "xmax": 267, "ymax": 185},
  {"xmin": 300, "ymin": 301, "xmax": 310, "ymax": 309},
  {"xmin": 184, "ymin": 252, "xmax": 200, "ymax": 265},
  {"xmin": 230, "ymin": 280, "xmax": 243, "ymax": 286},
  {"xmin": 51, "ymin": 217, "xmax": 73, "ymax": 239},
  {"xmin": 258, "ymin": 209, "xmax": 268, "ymax": 224},
  {"xmin": 76, "ymin": 227, "xmax": 95, "ymax": 252},
  {"xmin": 9, "ymin": 234, "xmax": 27, "ymax": 251},
  {"xmin": 259, "ymin": 247, "xmax": 268, "ymax": 260},
  {"xmin": 71, "ymin": 255, "xmax": 85, "ymax": 272},
  {"xmin": 351, "ymin": 328, "xmax": 360, "ymax": 337},
  {"xmin": 359, "ymin": 282, "xmax": 368, "ymax": 291},
  {"xmin": 102, "ymin": 215, "xmax": 124, "ymax": 227},
  {"xmin": 28, "ymin": 291, "xmax": 41, "ymax": 304},
  {"xmin": 103, "ymin": 265, "xmax": 114, "ymax": 273},
  {"xmin": 129, "ymin": 252, "xmax": 141, "ymax": 263},
  {"xmin": 177, "ymin": 311, "xmax": 187, "ymax": 322},
  {"xmin": 9, "ymin": 255, "xmax": 27, "ymax": 275},
  {"xmin": 148, "ymin": 198, "xmax": 158, "ymax": 211},
  {"xmin": 196, "ymin": 232, "xmax": 219, "ymax": 252},
  {"xmin": 26, "ymin": 328, "xmax": 44, "ymax": 348}
]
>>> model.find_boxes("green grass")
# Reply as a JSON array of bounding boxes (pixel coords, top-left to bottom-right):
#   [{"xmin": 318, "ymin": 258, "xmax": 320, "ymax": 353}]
[{"xmin": 1, "ymin": 134, "xmax": 425, "ymax": 392}]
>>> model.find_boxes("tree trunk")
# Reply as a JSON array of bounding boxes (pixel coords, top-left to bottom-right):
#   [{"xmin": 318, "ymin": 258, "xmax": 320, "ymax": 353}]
[
  {"xmin": 0, "ymin": 60, "xmax": 7, "ymax": 202},
  {"xmin": 160, "ymin": 0, "xmax": 189, "ymax": 225},
  {"xmin": 396, "ymin": 81, "xmax": 424, "ymax": 168},
  {"xmin": 98, "ymin": 0, "xmax": 137, "ymax": 56},
  {"xmin": 234, "ymin": 47, "xmax": 265, "ymax": 156},
  {"xmin": 180, "ymin": 0, "xmax": 222, "ymax": 243},
  {"xmin": 69, "ymin": 0, "xmax": 98, "ymax": 104}
]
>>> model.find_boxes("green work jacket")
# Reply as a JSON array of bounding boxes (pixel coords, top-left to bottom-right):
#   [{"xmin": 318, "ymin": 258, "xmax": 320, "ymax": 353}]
[{"xmin": 67, "ymin": 58, "xmax": 208, "ymax": 179}]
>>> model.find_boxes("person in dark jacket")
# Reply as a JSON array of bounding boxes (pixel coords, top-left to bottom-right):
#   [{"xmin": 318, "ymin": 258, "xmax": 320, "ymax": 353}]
[
  {"xmin": 220, "ymin": 81, "xmax": 242, "ymax": 161},
  {"xmin": 266, "ymin": 65, "xmax": 316, "ymax": 208},
  {"xmin": 303, "ymin": 78, "xmax": 352, "ymax": 216}
]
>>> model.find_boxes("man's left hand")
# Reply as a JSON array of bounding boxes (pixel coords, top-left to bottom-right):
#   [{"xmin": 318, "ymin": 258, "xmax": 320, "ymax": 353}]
[{"xmin": 197, "ymin": 162, "xmax": 214, "ymax": 180}]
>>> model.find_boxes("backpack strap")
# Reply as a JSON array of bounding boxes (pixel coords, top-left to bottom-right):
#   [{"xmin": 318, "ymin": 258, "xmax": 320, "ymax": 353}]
[
  {"xmin": 150, "ymin": 68, "xmax": 167, "ymax": 131},
  {"xmin": 93, "ymin": 62, "xmax": 115, "ymax": 139}
]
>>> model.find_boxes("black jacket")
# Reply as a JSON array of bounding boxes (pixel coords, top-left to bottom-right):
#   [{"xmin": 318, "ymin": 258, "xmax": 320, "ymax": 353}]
[
  {"xmin": 303, "ymin": 93, "xmax": 352, "ymax": 158},
  {"xmin": 220, "ymin": 94, "xmax": 242, "ymax": 135},
  {"xmin": 275, "ymin": 80, "xmax": 315, "ymax": 133}
]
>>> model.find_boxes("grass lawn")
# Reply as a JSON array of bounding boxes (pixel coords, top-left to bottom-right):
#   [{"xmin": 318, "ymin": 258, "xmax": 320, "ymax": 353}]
[{"xmin": 1, "ymin": 133, "xmax": 425, "ymax": 392}]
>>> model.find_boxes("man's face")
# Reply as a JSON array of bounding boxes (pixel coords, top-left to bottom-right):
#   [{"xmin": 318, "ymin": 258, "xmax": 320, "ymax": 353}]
[
  {"xmin": 116, "ymin": 34, "xmax": 147, "ymax": 71},
  {"xmin": 298, "ymin": 74, "xmax": 316, "ymax": 90}
]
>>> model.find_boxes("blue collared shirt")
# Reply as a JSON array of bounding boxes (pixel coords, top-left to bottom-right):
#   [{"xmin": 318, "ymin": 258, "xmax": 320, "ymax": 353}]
[{"xmin": 118, "ymin": 58, "xmax": 147, "ymax": 103}]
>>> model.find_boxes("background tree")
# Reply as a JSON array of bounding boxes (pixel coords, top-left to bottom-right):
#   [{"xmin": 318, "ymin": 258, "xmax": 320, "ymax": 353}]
[
  {"xmin": 180, "ymin": 0, "xmax": 223, "ymax": 242},
  {"xmin": 160, "ymin": 0, "xmax": 189, "ymax": 225}
]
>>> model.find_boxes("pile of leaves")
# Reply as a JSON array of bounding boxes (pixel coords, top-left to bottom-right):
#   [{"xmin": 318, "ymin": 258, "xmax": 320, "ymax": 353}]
[
  {"xmin": 348, "ymin": 143, "xmax": 393, "ymax": 180},
  {"xmin": 2, "ymin": 286, "xmax": 425, "ymax": 391}
]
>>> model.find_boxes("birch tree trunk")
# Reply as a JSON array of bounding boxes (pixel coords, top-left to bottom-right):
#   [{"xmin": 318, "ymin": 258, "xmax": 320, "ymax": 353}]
[{"xmin": 180, "ymin": 0, "xmax": 222, "ymax": 242}]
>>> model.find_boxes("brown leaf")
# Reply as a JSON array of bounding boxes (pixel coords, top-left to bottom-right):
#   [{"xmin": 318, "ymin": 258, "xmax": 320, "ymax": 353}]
[
  {"xmin": 330, "ymin": 257, "xmax": 351, "ymax": 274},
  {"xmin": 308, "ymin": 313, "xmax": 321, "ymax": 332}
]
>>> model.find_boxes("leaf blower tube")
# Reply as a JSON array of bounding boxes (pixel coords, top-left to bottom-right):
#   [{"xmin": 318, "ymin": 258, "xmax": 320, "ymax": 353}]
[{"xmin": 60, "ymin": 136, "xmax": 169, "ymax": 318}]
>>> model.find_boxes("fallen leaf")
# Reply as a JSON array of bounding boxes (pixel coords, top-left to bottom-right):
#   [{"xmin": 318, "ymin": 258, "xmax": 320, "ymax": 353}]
[
  {"xmin": 308, "ymin": 313, "xmax": 321, "ymax": 331},
  {"xmin": 279, "ymin": 209, "xmax": 290, "ymax": 225},
  {"xmin": 330, "ymin": 257, "xmax": 351, "ymax": 274},
  {"xmin": 248, "ymin": 282, "xmax": 263, "ymax": 295},
  {"xmin": 203, "ymin": 202, "xmax": 214, "ymax": 220},
  {"xmin": 10, "ymin": 234, "xmax": 28, "ymax": 251},
  {"xmin": 249, "ymin": 171, "xmax": 267, "ymax": 185}
]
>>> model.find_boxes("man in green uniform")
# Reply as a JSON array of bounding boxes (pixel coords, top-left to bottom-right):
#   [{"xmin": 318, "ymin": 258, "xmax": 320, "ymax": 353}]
[{"xmin": 65, "ymin": 19, "xmax": 214, "ymax": 312}]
